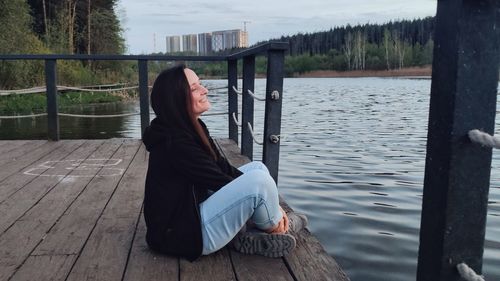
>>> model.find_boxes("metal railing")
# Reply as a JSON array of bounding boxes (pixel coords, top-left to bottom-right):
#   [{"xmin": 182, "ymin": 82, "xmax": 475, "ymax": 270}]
[
  {"xmin": 0, "ymin": 42, "xmax": 288, "ymax": 182},
  {"xmin": 416, "ymin": 1, "xmax": 499, "ymax": 281}
]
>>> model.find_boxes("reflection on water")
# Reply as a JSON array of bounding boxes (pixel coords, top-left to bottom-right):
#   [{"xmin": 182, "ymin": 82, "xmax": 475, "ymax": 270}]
[
  {"xmin": 0, "ymin": 102, "xmax": 142, "ymax": 139},
  {"xmin": 1, "ymin": 78, "xmax": 499, "ymax": 281}
]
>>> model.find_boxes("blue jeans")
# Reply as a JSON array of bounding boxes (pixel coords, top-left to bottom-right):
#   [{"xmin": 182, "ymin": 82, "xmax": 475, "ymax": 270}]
[{"xmin": 200, "ymin": 161, "xmax": 282, "ymax": 255}]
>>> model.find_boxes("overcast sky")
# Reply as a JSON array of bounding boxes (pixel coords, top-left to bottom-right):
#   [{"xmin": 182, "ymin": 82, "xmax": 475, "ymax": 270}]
[{"xmin": 117, "ymin": 0, "xmax": 437, "ymax": 54}]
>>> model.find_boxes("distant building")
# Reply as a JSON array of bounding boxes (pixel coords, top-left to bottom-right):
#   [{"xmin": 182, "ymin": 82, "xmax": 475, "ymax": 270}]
[
  {"xmin": 167, "ymin": 29, "xmax": 248, "ymax": 54},
  {"xmin": 198, "ymin": 33, "xmax": 213, "ymax": 54},
  {"xmin": 166, "ymin": 35, "xmax": 181, "ymax": 53},
  {"xmin": 182, "ymin": 34, "xmax": 198, "ymax": 53},
  {"xmin": 211, "ymin": 29, "xmax": 248, "ymax": 52}
]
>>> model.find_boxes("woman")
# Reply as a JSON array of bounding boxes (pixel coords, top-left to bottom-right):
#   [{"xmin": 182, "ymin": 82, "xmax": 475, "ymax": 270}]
[{"xmin": 142, "ymin": 65, "xmax": 306, "ymax": 261}]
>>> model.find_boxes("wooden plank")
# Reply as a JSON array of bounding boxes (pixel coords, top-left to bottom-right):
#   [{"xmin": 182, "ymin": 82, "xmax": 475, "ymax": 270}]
[
  {"xmin": 214, "ymin": 138, "xmax": 249, "ymax": 167},
  {"xmin": 65, "ymin": 144, "xmax": 148, "ymax": 281},
  {"xmin": 18, "ymin": 139, "xmax": 122, "ymax": 225},
  {"xmin": 0, "ymin": 140, "xmax": 42, "ymax": 161},
  {"xmin": 10, "ymin": 255, "xmax": 77, "ymax": 281},
  {"xmin": 0, "ymin": 140, "xmax": 76, "ymax": 201},
  {"xmin": 283, "ymin": 230, "xmax": 350, "ymax": 281},
  {"xmin": 67, "ymin": 216, "xmax": 138, "ymax": 281},
  {"xmin": 0, "ymin": 220, "xmax": 50, "ymax": 280},
  {"xmin": 0, "ymin": 140, "xmax": 99, "ymax": 234},
  {"xmin": 0, "ymin": 140, "xmax": 117, "ymax": 280},
  {"xmin": 100, "ymin": 144, "xmax": 148, "ymax": 220},
  {"xmin": 7, "ymin": 140, "xmax": 137, "ymax": 281},
  {"xmin": 180, "ymin": 249, "xmax": 236, "ymax": 281},
  {"xmin": 0, "ymin": 140, "xmax": 30, "ymax": 155},
  {"xmin": 31, "ymin": 139, "xmax": 140, "ymax": 256},
  {"xmin": 123, "ymin": 215, "xmax": 179, "ymax": 281},
  {"xmin": 229, "ymin": 251, "xmax": 293, "ymax": 281}
]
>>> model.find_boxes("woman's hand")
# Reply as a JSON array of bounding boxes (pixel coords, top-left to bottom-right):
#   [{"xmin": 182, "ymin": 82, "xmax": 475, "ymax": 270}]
[{"xmin": 268, "ymin": 207, "xmax": 289, "ymax": 234}]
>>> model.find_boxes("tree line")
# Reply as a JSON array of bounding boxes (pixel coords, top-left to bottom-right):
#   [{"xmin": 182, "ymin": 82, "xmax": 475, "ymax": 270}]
[
  {"xmin": 178, "ymin": 17, "xmax": 436, "ymax": 76},
  {"xmin": 0, "ymin": 0, "xmax": 129, "ymax": 89},
  {"xmin": 27, "ymin": 0, "xmax": 124, "ymax": 55},
  {"xmin": 266, "ymin": 17, "xmax": 435, "ymax": 73},
  {"xmin": 1, "ymin": 2, "xmax": 436, "ymax": 90}
]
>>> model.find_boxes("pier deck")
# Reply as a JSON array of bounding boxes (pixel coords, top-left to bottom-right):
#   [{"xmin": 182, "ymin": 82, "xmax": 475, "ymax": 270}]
[{"xmin": 0, "ymin": 139, "xmax": 349, "ymax": 281}]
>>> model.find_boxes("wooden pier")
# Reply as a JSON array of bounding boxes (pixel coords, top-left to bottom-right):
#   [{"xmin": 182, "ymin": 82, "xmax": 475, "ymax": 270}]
[{"xmin": 0, "ymin": 139, "xmax": 349, "ymax": 281}]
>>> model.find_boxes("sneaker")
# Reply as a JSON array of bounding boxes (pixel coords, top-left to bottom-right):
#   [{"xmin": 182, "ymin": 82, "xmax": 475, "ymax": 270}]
[
  {"xmin": 287, "ymin": 212, "xmax": 308, "ymax": 234},
  {"xmin": 232, "ymin": 231, "xmax": 296, "ymax": 258}
]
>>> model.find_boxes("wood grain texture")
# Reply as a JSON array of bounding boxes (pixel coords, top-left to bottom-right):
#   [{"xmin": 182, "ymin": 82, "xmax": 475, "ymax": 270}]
[
  {"xmin": 0, "ymin": 140, "xmax": 46, "ymax": 164},
  {"xmin": 123, "ymin": 215, "xmax": 179, "ymax": 281},
  {"xmin": 0, "ymin": 140, "xmax": 30, "ymax": 154},
  {"xmin": 180, "ymin": 248, "xmax": 236, "ymax": 281},
  {"xmin": 65, "ymin": 144, "xmax": 147, "ymax": 281},
  {"xmin": 0, "ymin": 140, "xmax": 121, "ymax": 280},
  {"xmin": 0, "ymin": 140, "xmax": 75, "ymax": 200},
  {"xmin": 32, "ymin": 139, "xmax": 139, "ymax": 256},
  {"xmin": 10, "ymin": 255, "xmax": 77, "ymax": 281},
  {"xmin": 0, "ymin": 140, "xmax": 99, "ymax": 234},
  {"xmin": 229, "ymin": 251, "xmax": 294, "ymax": 281},
  {"xmin": 284, "ymin": 229, "xmax": 350, "ymax": 281}
]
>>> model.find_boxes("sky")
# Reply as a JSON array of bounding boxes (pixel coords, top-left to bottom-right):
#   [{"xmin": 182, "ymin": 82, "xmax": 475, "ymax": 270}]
[{"xmin": 117, "ymin": 0, "xmax": 437, "ymax": 54}]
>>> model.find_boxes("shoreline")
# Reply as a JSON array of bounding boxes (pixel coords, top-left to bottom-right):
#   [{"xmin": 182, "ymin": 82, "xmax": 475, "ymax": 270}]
[
  {"xmin": 294, "ymin": 66, "xmax": 432, "ymax": 78},
  {"xmin": 200, "ymin": 66, "xmax": 432, "ymax": 80}
]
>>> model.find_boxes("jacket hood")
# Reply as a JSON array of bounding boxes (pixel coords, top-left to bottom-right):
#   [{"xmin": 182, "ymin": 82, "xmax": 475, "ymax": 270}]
[
  {"xmin": 143, "ymin": 118, "xmax": 209, "ymax": 152},
  {"xmin": 142, "ymin": 118, "xmax": 175, "ymax": 151}
]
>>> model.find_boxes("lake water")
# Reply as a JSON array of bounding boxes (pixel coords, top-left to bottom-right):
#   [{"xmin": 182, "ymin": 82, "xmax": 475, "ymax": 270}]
[{"xmin": 1, "ymin": 78, "xmax": 499, "ymax": 280}]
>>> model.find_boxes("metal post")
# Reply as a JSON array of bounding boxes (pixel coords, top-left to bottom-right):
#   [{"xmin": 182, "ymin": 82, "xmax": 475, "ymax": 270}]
[
  {"xmin": 262, "ymin": 50, "xmax": 285, "ymax": 183},
  {"xmin": 138, "ymin": 60, "xmax": 150, "ymax": 136},
  {"xmin": 417, "ymin": 1, "xmax": 500, "ymax": 280},
  {"xmin": 241, "ymin": 55, "xmax": 255, "ymax": 160},
  {"xmin": 45, "ymin": 59, "xmax": 59, "ymax": 141},
  {"xmin": 228, "ymin": 59, "xmax": 238, "ymax": 144}
]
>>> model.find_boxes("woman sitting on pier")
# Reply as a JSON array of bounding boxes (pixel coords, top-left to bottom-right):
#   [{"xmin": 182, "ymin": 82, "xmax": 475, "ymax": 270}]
[{"xmin": 142, "ymin": 65, "xmax": 306, "ymax": 261}]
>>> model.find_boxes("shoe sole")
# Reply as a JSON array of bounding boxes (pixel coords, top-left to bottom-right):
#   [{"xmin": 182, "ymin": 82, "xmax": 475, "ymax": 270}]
[
  {"xmin": 232, "ymin": 232, "xmax": 296, "ymax": 258},
  {"xmin": 288, "ymin": 212, "xmax": 308, "ymax": 234}
]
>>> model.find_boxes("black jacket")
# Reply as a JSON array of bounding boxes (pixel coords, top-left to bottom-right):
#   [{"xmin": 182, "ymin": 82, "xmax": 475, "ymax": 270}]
[{"xmin": 142, "ymin": 118, "xmax": 242, "ymax": 261}]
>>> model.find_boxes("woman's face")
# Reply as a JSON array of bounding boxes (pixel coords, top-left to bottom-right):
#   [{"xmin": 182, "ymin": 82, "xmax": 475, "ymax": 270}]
[{"xmin": 184, "ymin": 68, "xmax": 210, "ymax": 118}]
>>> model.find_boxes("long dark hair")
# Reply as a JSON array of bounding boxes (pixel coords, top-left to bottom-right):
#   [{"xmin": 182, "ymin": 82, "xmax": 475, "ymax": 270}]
[{"xmin": 150, "ymin": 64, "xmax": 217, "ymax": 159}]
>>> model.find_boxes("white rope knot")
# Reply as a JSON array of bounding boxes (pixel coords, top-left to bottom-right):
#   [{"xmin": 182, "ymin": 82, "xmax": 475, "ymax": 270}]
[
  {"xmin": 457, "ymin": 263, "xmax": 485, "ymax": 281},
  {"xmin": 468, "ymin": 129, "xmax": 500, "ymax": 149}
]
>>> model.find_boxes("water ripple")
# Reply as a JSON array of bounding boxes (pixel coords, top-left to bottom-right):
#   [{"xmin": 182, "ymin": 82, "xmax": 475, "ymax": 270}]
[{"xmin": 2, "ymin": 77, "xmax": 499, "ymax": 281}]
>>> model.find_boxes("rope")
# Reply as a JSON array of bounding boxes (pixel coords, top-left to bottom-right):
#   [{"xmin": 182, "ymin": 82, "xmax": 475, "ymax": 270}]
[
  {"xmin": 231, "ymin": 85, "xmax": 243, "ymax": 95},
  {"xmin": 232, "ymin": 112, "xmax": 242, "ymax": 127},
  {"xmin": 0, "ymin": 85, "xmax": 139, "ymax": 96},
  {"xmin": 247, "ymin": 89, "xmax": 266, "ymax": 101},
  {"xmin": 247, "ymin": 122, "xmax": 263, "ymax": 145},
  {"xmin": 207, "ymin": 86, "xmax": 227, "ymax": 91},
  {"xmin": 0, "ymin": 86, "xmax": 47, "ymax": 95},
  {"xmin": 58, "ymin": 112, "xmax": 139, "ymax": 118},
  {"xmin": 57, "ymin": 85, "xmax": 138, "ymax": 92},
  {"xmin": 1, "ymin": 84, "xmax": 225, "ymax": 96},
  {"xmin": 78, "ymin": 82, "xmax": 129, "ymax": 89},
  {"xmin": 202, "ymin": 111, "xmax": 228, "ymax": 116},
  {"xmin": 457, "ymin": 263, "xmax": 485, "ymax": 281},
  {"xmin": 468, "ymin": 129, "xmax": 500, "ymax": 149},
  {"xmin": 0, "ymin": 113, "xmax": 47, "ymax": 119}
]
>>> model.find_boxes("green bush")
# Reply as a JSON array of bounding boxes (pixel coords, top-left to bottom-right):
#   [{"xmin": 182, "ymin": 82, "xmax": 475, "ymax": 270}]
[{"xmin": 0, "ymin": 91, "xmax": 125, "ymax": 114}]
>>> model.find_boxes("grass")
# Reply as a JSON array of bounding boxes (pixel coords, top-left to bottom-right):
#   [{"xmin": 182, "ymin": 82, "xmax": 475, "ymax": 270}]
[{"xmin": 0, "ymin": 91, "xmax": 136, "ymax": 113}]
